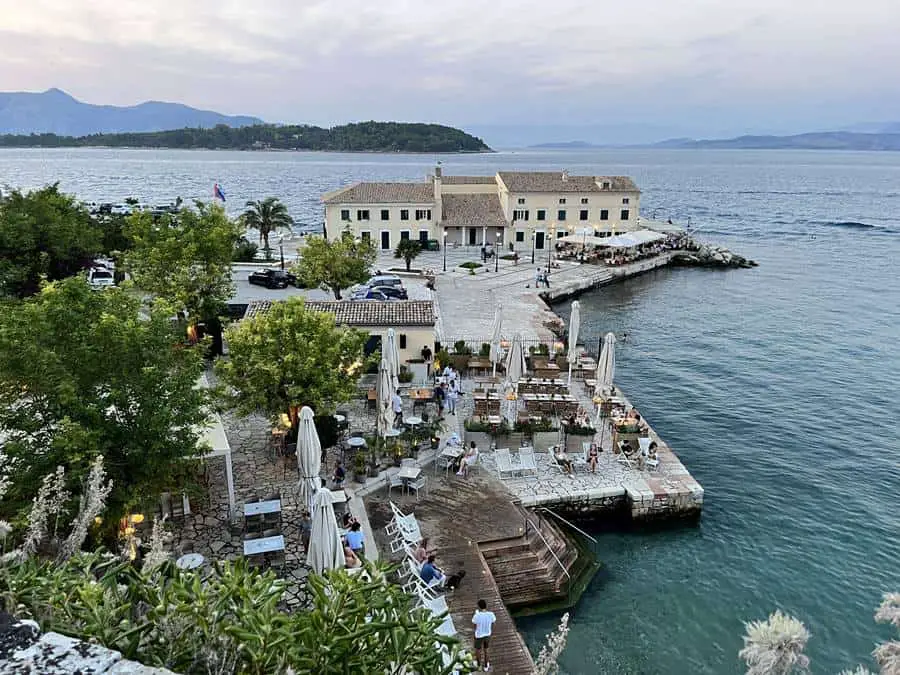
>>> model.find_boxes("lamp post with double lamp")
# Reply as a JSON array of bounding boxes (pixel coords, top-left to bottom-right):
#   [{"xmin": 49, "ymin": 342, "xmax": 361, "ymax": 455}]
[
  {"xmin": 530, "ymin": 230, "xmax": 536, "ymax": 264},
  {"xmin": 442, "ymin": 229, "xmax": 448, "ymax": 271}
]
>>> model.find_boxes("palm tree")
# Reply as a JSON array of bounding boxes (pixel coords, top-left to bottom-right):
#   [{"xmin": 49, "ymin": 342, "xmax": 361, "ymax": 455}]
[{"xmin": 242, "ymin": 197, "xmax": 293, "ymax": 256}]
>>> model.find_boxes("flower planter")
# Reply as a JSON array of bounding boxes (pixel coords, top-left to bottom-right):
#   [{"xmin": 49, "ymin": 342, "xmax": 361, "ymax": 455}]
[{"xmin": 532, "ymin": 430, "xmax": 560, "ymax": 452}]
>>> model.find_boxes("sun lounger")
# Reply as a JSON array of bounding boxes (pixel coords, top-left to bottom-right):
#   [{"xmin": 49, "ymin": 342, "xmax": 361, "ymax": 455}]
[
  {"xmin": 518, "ymin": 448, "xmax": 538, "ymax": 477},
  {"xmin": 495, "ymin": 448, "xmax": 520, "ymax": 479}
]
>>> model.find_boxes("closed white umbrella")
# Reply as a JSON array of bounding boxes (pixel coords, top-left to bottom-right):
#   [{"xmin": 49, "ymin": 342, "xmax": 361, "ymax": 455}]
[
  {"xmin": 385, "ymin": 328, "xmax": 400, "ymax": 389},
  {"xmin": 489, "ymin": 302, "xmax": 503, "ymax": 378},
  {"xmin": 376, "ymin": 357, "xmax": 395, "ymax": 437},
  {"xmin": 595, "ymin": 332, "xmax": 617, "ymax": 396},
  {"xmin": 297, "ymin": 406, "xmax": 322, "ymax": 513},
  {"xmin": 306, "ymin": 487, "xmax": 345, "ymax": 574},
  {"xmin": 567, "ymin": 301, "xmax": 581, "ymax": 386},
  {"xmin": 504, "ymin": 334, "xmax": 526, "ymax": 386}
]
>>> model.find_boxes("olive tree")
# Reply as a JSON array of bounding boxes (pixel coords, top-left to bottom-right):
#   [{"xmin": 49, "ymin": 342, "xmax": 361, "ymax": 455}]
[{"xmin": 294, "ymin": 231, "xmax": 376, "ymax": 299}]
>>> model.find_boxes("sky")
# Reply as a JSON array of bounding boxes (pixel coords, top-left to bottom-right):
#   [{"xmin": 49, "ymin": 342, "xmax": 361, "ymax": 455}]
[{"xmin": 1, "ymin": 0, "xmax": 899, "ymax": 143}]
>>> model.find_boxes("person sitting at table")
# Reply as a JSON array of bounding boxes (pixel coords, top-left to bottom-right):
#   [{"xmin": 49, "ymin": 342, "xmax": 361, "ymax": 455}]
[
  {"xmin": 456, "ymin": 442, "xmax": 479, "ymax": 477},
  {"xmin": 588, "ymin": 443, "xmax": 600, "ymax": 473},
  {"xmin": 420, "ymin": 554, "xmax": 446, "ymax": 588},
  {"xmin": 554, "ymin": 447, "xmax": 574, "ymax": 476},
  {"xmin": 341, "ymin": 511, "xmax": 359, "ymax": 530},
  {"xmin": 332, "ymin": 461, "xmax": 345, "ymax": 489},
  {"xmin": 344, "ymin": 521, "xmax": 365, "ymax": 557},
  {"xmin": 344, "ymin": 544, "xmax": 362, "ymax": 569}
]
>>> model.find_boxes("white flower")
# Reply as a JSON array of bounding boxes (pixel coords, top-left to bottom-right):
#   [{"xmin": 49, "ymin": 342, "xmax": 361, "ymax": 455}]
[
  {"xmin": 142, "ymin": 516, "xmax": 170, "ymax": 572},
  {"xmin": 534, "ymin": 612, "xmax": 570, "ymax": 675},
  {"xmin": 0, "ymin": 520, "xmax": 12, "ymax": 540},
  {"xmin": 59, "ymin": 455, "xmax": 112, "ymax": 561}
]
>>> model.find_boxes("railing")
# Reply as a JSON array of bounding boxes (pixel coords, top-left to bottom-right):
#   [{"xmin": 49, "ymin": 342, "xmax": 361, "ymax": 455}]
[
  {"xmin": 524, "ymin": 514, "xmax": 570, "ymax": 584},
  {"xmin": 535, "ymin": 507, "xmax": 597, "ymax": 544}
]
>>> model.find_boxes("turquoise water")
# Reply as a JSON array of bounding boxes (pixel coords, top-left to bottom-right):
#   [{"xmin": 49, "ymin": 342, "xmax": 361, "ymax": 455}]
[{"xmin": 2, "ymin": 148, "xmax": 898, "ymax": 673}]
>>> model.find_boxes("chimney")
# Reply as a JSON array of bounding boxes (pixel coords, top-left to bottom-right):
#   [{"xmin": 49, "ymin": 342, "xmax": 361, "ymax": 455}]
[
  {"xmin": 433, "ymin": 165, "xmax": 443, "ymax": 223},
  {"xmin": 561, "ymin": 169, "xmax": 569, "ymax": 182}
]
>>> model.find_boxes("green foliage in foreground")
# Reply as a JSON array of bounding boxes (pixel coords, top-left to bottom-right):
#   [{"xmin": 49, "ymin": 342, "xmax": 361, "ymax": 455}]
[
  {"xmin": 124, "ymin": 201, "xmax": 242, "ymax": 322},
  {"xmin": 0, "ymin": 278, "xmax": 207, "ymax": 528},
  {"xmin": 0, "ymin": 121, "xmax": 492, "ymax": 153},
  {"xmin": 0, "ymin": 184, "xmax": 101, "ymax": 298},
  {"xmin": 0, "ymin": 551, "xmax": 472, "ymax": 675},
  {"xmin": 216, "ymin": 296, "xmax": 367, "ymax": 421}
]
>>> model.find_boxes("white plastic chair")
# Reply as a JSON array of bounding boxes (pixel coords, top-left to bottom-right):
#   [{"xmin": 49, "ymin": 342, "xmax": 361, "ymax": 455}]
[
  {"xmin": 409, "ymin": 476, "xmax": 427, "ymax": 501},
  {"xmin": 519, "ymin": 448, "xmax": 538, "ymax": 476},
  {"xmin": 388, "ymin": 474, "xmax": 405, "ymax": 497}
]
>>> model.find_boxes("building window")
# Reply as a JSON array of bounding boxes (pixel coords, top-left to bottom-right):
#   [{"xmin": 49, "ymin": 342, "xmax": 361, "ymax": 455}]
[
  {"xmin": 400, "ymin": 209, "xmax": 409, "ymax": 221},
  {"xmin": 622, "ymin": 198, "xmax": 630, "ymax": 205},
  {"xmin": 513, "ymin": 209, "xmax": 529, "ymax": 221},
  {"xmin": 400, "ymin": 231, "xmax": 410, "ymax": 241},
  {"xmin": 515, "ymin": 231, "xmax": 525, "ymax": 242},
  {"xmin": 603, "ymin": 181, "xmax": 611, "ymax": 189},
  {"xmin": 340, "ymin": 209, "xmax": 350, "ymax": 221},
  {"xmin": 600, "ymin": 209, "xmax": 609, "ymax": 220},
  {"xmin": 517, "ymin": 197, "xmax": 525, "ymax": 205},
  {"xmin": 581, "ymin": 198, "xmax": 589, "ymax": 205},
  {"xmin": 557, "ymin": 230, "xmax": 566, "ymax": 238},
  {"xmin": 621, "ymin": 209, "xmax": 630, "ymax": 220},
  {"xmin": 558, "ymin": 198, "xmax": 567, "ymax": 205},
  {"xmin": 557, "ymin": 209, "xmax": 566, "ymax": 221},
  {"xmin": 415, "ymin": 209, "xmax": 432, "ymax": 220},
  {"xmin": 399, "ymin": 334, "xmax": 407, "ymax": 349},
  {"xmin": 579, "ymin": 210, "xmax": 588, "ymax": 221},
  {"xmin": 381, "ymin": 209, "xmax": 390, "ymax": 220},
  {"xmin": 357, "ymin": 209, "xmax": 370, "ymax": 221},
  {"xmin": 419, "ymin": 230, "xmax": 429, "ymax": 243},
  {"xmin": 360, "ymin": 231, "xmax": 371, "ymax": 242},
  {"xmin": 536, "ymin": 209, "xmax": 546, "ymax": 221}
]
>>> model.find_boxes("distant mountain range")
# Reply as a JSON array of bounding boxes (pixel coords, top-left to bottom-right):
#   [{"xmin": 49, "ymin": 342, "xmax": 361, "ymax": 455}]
[
  {"xmin": 0, "ymin": 88, "xmax": 261, "ymax": 135},
  {"xmin": 651, "ymin": 132, "xmax": 900, "ymax": 150},
  {"xmin": 529, "ymin": 130, "xmax": 900, "ymax": 151}
]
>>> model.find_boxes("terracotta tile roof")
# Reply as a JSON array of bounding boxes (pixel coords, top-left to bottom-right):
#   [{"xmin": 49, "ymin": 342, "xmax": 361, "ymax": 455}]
[
  {"xmin": 244, "ymin": 299, "xmax": 435, "ymax": 327},
  {"xmin": 322, "ymin": 182, "xmax": 434, "ymax": 205},
  {"xmin": 497, "ymin": 171, "xmax": 639, "ymax": 193},
  {"xmin": 441, "ymin": 193, "xmax": 507, "ymax": 228},
  {"xmin": 440, "ymin": 175, "xmax": 498, "ymax": 185}
]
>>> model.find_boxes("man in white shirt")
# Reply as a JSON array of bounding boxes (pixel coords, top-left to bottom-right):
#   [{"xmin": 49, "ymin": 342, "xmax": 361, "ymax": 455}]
[
  {"xmin": 391, "ymin": 391, "xmax": 403, "ymax": 427},
  {"xmin": 472, "ymin": 599, "xmax": 497, "ymax": 672}
]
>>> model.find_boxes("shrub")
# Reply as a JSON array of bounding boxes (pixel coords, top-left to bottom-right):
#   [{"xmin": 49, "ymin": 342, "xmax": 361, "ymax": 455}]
[
  {"xmin": 232, "ymin": 236, "xmax": 259, "ymax": 261},
  {"xmin": 398, "ymin": 367, "xmax": 414, "ymax": 383},
  {"xmin": 479, "ymin": 343, "xmax": 491, "ymax": 357},
  {"xmin": 459, "ymin": 262, "xmax": 482, "ymax": 270},
  {"xmin": 453, "ymin": 340, "xmax": 472, "ymax": 355}
]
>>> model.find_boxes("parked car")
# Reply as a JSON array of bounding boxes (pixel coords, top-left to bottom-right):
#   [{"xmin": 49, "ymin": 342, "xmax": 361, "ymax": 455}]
[
  {"xmin": 248, "ymin": 269, "xmax": 295, "ymax": 289},
  {"xmin": 87, "ymin": 267, "xmax": 116, "ymax": 290},
  {"xmin": 364, "ymin": 275, "xmax": 404, "ymax": 289},
  {"xmin": 351, "ymin": 285, "xmax": 408, "ymax": 300},
  {"xmin": 425, "ymin": 239, "xmax": 441, "ymax": 251}
]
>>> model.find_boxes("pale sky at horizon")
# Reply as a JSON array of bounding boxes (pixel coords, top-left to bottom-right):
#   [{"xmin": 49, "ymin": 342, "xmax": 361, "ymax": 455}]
[{"xmin": 1, "ymin": 0, "xmax": 899, "ymax": 139}]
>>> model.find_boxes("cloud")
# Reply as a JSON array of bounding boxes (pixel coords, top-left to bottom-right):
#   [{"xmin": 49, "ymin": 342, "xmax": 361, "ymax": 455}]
[{"xmin": 0, "ymin": 0, "xmax": 898, "ymax": 133}]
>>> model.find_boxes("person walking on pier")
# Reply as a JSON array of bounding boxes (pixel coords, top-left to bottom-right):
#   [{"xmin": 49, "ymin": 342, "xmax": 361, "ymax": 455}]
[{"xmin": 472, "ymin": 599, "xmax": 497, "ymax": 672}]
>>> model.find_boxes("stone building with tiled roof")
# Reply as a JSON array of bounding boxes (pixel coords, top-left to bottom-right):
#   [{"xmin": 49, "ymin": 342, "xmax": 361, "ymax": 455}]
[
  {"xmin": 322, "ymin": 167, "xmax": 641, "ymax": 253},
  {"xmin": 244, "ymin": 300, "xmax": 435, "ymax": 364}
]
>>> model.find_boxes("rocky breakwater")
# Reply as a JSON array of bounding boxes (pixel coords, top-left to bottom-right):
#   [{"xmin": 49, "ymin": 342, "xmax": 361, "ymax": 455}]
[{"xmin": 672, "ymin": 240, "xmax": 757, "ymax": 269}]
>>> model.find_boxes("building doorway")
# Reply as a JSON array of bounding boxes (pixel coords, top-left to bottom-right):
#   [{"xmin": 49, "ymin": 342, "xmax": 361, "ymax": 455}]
[
  {"xmin": 535, "ymin": 231, "xmax": 545, "ymax": 249},
  {"xmin": 380, "ymin": 231, "xmax": 390, "ymax": 250},
  {"xmin": 468, "ymin": 228, "xmax": 477, "ymax": 246}
]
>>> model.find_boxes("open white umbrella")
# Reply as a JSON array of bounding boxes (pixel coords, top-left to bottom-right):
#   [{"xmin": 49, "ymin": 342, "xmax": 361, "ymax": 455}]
[
  {"xmin": 567, "ymin": 301, "xmax": 581, "ymax": 386},
  {"xmin": 595, "ymin": 332, "xmax": 617, "ymax": 396},
  {"xmin": 306, "ymin": 487, "xmax": 345, "ymax": 574},
  {"xmin": 376, "ymin": 356, "xmax": 395, "ymax": 437},
  {"xmin": 489, "ymin": 302, "xmax": 503, "ymax": 378},
  {"xmin": 297, "ymin": 406, "xmax": 322, "ymax": 513},
  {"xmin": 385, "ymin": 328, "xmax": 400, "ymax": 389}
]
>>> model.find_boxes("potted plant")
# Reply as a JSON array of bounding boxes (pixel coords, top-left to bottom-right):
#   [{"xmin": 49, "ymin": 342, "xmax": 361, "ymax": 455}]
[
  {"xmin": 479, "ymin": 343, "xmax": 491, "ymax": 358},
  {"xmin": 366, "ymin": 449, "xmax": 380, "ymax": 478},
  {"xmin": 353, "ymin": 452, "xmax": 367, "ymax": 483}
]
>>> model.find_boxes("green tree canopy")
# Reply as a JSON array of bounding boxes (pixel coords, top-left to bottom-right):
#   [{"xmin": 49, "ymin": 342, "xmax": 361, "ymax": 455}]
[
  {"xmin": 294, "ymin": 232, "xmax": 376, "ymax": 299},
  {"xmin": 0, "ymin": 278, "xmax": 208, "ymax": 528},
  {"xmin": 394, "ymin": 238, "xmax": 422, "ymax": 271},
  {"xmin": 216, "ymin": 297, "xmax": 366, "ymax": 421},
  {"xmin": 124, "ymin": 202, "xmax": 242, "ymax": 322},
  {"xmin": 242, "ymin": 197, "xmax": 292, "ymax": 255},
  {"xmin": 0, "ymin": 184, "xmax": 101, "ymax": 298}
]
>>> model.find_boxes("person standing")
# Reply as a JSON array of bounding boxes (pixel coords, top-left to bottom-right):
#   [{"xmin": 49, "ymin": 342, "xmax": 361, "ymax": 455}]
[
  {"xmin": 447, "ymin": 378, "xmax": 459, "ymax": 415},
  {"xmin": 391, "ymin": 391, "xmax": 403, "ymax": 427},
  {"xmin": 433, "ymin": 381, "xmax": 447, "ymax": 418},
  {"xmin": 472, "ymin": 599, "xmax": 497, "ymax": 672},
  {"xmin": 421, "ymin": 344, "xmax": 433, "ymax": 378}
]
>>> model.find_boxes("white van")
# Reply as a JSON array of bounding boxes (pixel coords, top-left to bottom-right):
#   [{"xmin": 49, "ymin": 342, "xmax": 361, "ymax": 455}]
[{"xmin": 87, "ymin": 267, "xmax": 115, "ymax": 290}]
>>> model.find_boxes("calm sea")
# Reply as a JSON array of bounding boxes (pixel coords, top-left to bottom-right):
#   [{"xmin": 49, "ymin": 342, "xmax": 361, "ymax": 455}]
[{"xmin": 2, "ymin": 148, "xmax": 898, "ymax": 674}]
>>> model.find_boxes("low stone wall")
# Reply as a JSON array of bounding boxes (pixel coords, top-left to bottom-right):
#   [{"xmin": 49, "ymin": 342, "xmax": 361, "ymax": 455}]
[
  {"xmin": 541, "ymin": 253, "xmax": 675, "ymax": 304},
  {"xmin": 523, "ymin": 486, "xmax": 702, "ymax": 526},
  {"xmin": 627, "ymin": 487, "xmax": 704, "ymax": 523}
]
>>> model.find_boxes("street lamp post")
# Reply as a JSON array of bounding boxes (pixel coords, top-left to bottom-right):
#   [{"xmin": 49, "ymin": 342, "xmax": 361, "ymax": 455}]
[
  {"xmin": 530, "ymin": 231, "xmax": 536, "ymax": 264},
  {"xmin": 495, "ymin": 233, "xmax": 500, "ymax": 272},
  {"xmin": 278, "ymin": 235, "xmax": 285, "ymax": 270},
  {"xmin": 442, "ymin": 229, "xmax": 448, "ymax": 271},
  {"xmin": 547, "ymin": 224, "xmax": 555, "ymax": 273}
]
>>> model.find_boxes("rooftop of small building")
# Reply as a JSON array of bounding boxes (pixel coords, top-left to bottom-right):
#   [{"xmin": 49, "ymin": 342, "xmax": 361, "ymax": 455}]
[
  {"xmin": 441, "ymin": 193, "xmax": 507, "ymax": 228},
  {"xmin": 439, "ymin": 175, "xmax": 497, "ymax": 185},
  {"xmin": 498, "ymin": 171, "xmax": 639, "ymax": 193},
  {"xmin": 244, "ymin": 299, "xmax": 436, "ymax": 327},
  {"xmin": 322, "ymin": 182, "xmax": 433, "ymax": 205}
]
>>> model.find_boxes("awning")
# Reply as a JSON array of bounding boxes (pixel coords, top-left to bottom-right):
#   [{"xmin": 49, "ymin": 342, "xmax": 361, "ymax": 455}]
[
  {"xmin": 602, "ymin": 229, "xmax": 666, "ymax": 248},
  {"xmin": 558, "ymin": 233, "xmax": 611, "ymax": 247}
]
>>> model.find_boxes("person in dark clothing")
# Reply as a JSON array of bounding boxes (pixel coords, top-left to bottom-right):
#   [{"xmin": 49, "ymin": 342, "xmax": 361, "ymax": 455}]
[{"xmin": 433, "ymin": 382, "xmax": 447, "ymax": 418}]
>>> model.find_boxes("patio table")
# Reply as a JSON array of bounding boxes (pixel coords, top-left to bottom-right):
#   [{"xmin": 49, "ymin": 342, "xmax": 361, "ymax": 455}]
[
  {"xmin": 243, "ymin": 535, "xmax": 285, "ymax": 556},
  {"xmin": 397, "ymin": 465, "xmax": 422, "ymax": 493},
  {"xmin": 176, "ymin": 553, "xmax": 205, "ymax": 570},
  {"xmin": 244, "ymin": 499, "xmax": 282, "ymax": 517}
]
